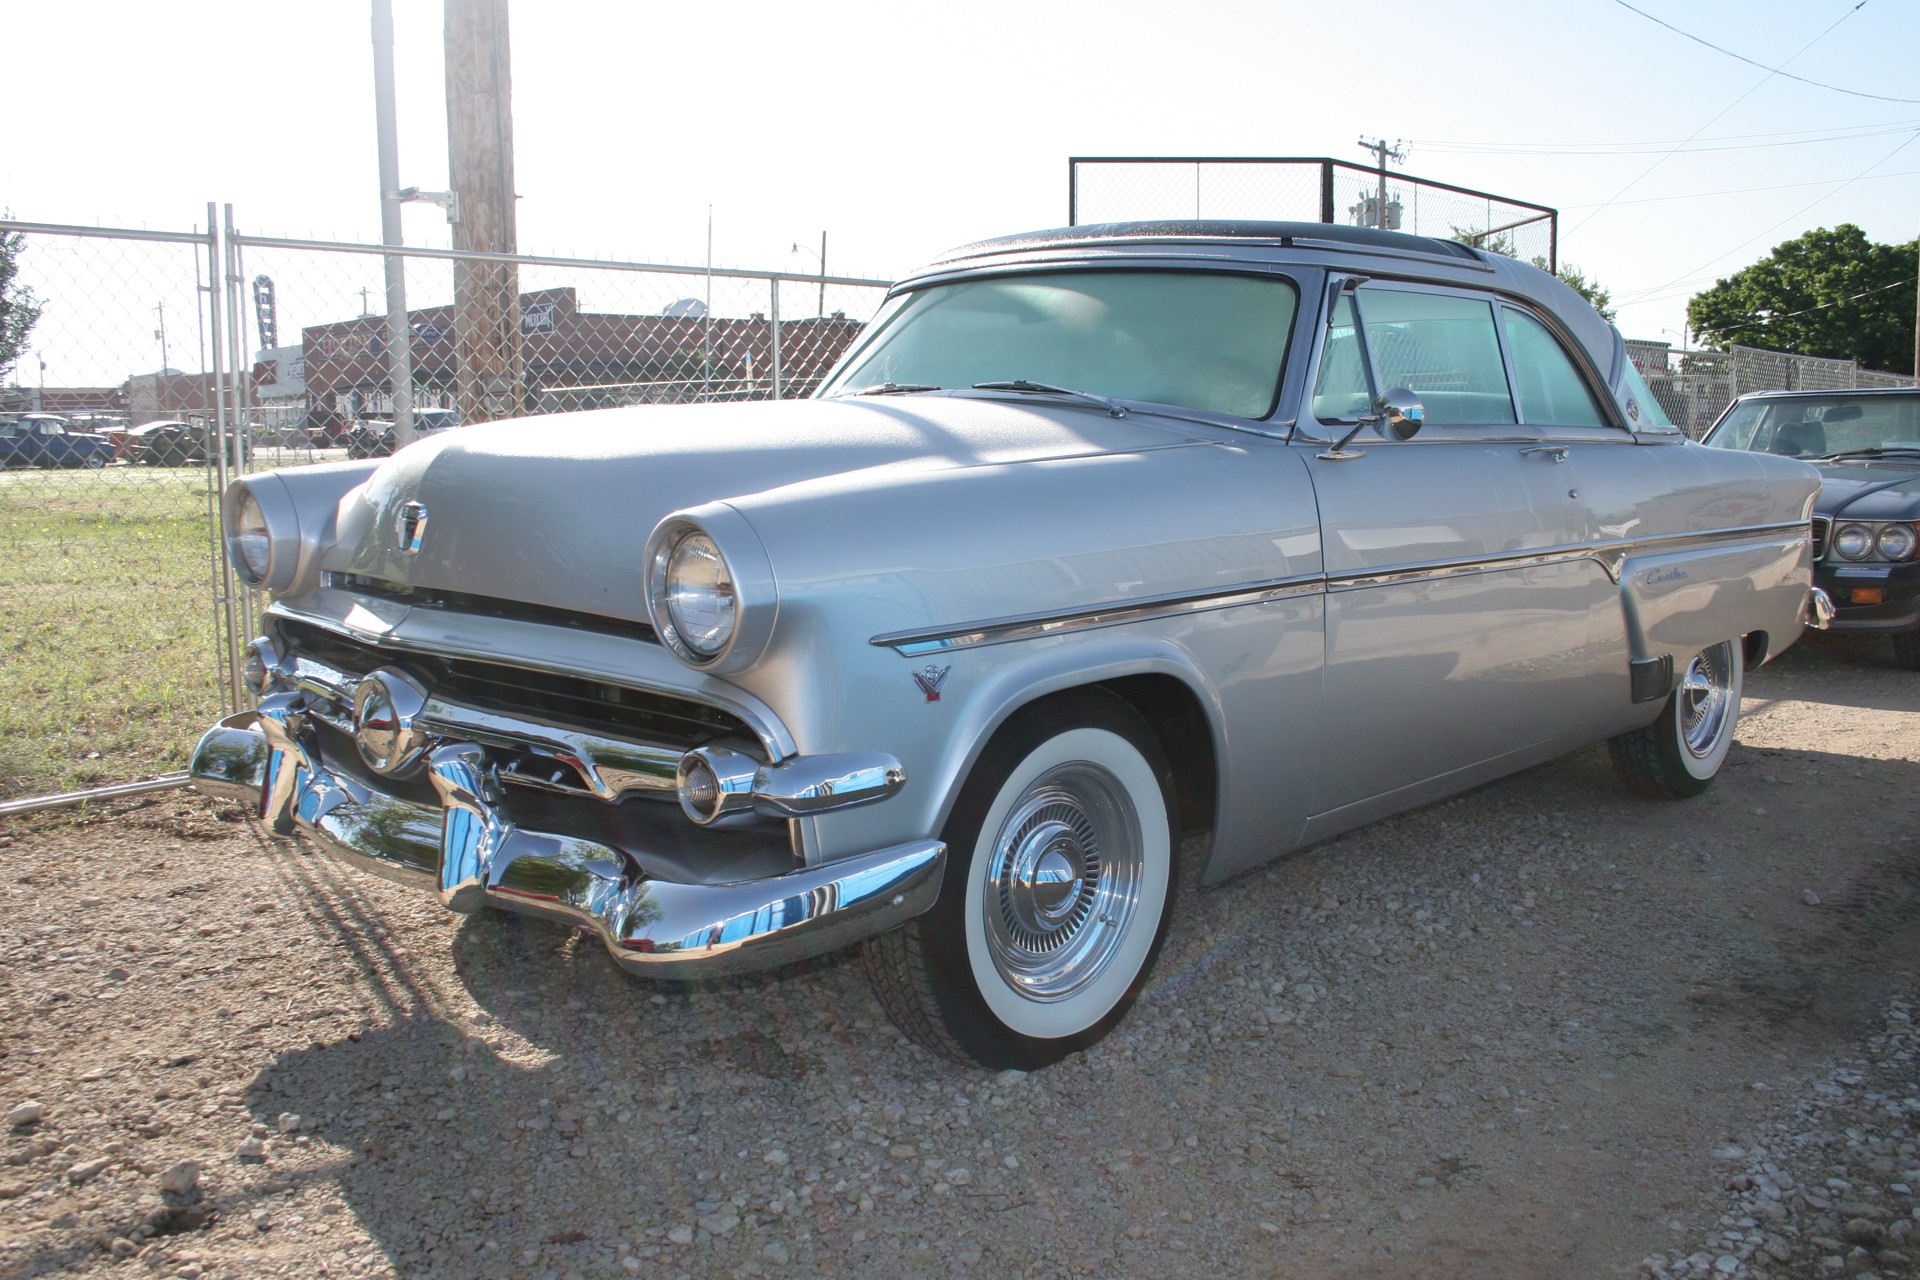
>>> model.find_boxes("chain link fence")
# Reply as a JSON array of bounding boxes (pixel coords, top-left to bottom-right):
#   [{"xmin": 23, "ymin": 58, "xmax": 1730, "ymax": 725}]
[
  {"xmin": 1625, "ymin": 341, "xmax": 1920, "ymax": 438},
  {"xmin": 0, "ymin": 214, "xmax": 889, "ymax": 804},
  {"xmin": 1069, "ymin": 156, "xmax": 1559, "ymax": 269}
]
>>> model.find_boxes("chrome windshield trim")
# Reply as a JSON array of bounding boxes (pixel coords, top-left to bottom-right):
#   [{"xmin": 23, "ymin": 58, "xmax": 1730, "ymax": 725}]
[{"xmin": 870, "ymin": 575, "xmax": 1324, "ymax": 656}]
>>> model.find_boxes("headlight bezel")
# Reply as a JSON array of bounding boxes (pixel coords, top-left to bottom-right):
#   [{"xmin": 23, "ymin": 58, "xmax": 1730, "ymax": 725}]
[
  {"xmin": 1874, "ymin": 522, "xmax": 1918, "ymax": 562},
  {"xmin": 222, "ymin": 475, "xmax": 301, "ymax": 592},
  {"xmin": 643, "ymin": 506, "xmax": 777, "ymax": 673}
]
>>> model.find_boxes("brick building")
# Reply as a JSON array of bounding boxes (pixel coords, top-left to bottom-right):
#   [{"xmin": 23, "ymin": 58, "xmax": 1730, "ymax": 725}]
[{"xmin": 301, "ymin": 287, "xmax": 863, "ymax": 423}]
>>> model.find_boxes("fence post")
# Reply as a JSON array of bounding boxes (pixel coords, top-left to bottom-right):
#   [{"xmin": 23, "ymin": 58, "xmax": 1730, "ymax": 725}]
[
  {"xmin": 1320, "ymin": 161, "xmax": 1335, "ymax": 224},
  {"xmin": 770, "ymin": 278, "xmax": 782, "ymax": 401}
]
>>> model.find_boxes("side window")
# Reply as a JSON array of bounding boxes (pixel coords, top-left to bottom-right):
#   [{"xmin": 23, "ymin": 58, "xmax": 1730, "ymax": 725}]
[
  {"xmin": 1311, "ymin": 293, "xmax": 1371, "ymax": 421},
  {"xmin": 1502, "ymin": 308, "xmax": 1607, "ymax": 427},
  {"xmin": 1357, "ymin": 289, "xmax": 1515, "ymax": 426}
]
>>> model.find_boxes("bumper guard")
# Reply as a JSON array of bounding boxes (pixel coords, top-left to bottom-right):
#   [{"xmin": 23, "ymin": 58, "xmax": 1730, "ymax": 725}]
[{"xmin": 189, "ymin": 705, "xmax": 943, "ymax": 978}]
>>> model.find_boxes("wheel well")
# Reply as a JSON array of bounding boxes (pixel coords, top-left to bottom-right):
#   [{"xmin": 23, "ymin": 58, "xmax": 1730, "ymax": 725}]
[
  {"xmin": 1096, "ymin": 674, "xmax": 1218, "ymax": 840},
  {"xmin": 1743, "ymin": 631, "xmax": 1770, "ymax": 669}
]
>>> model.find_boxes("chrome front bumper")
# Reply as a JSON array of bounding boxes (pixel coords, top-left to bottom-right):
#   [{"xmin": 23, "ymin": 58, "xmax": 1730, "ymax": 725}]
[{"xmin": 189, "ymin": 705, "xmax": 944, "ymax": 978}]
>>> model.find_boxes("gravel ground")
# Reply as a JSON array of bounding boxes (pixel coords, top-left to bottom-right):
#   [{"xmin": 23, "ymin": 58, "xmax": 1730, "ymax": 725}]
[{"xmin": 1, "ymin": 636, "xmax": 1917, "ymax": 1280}]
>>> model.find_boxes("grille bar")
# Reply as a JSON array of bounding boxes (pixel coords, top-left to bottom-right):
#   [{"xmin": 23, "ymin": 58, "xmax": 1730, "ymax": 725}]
[{"xmin": 1811, "ymin": 516, "xmax": 1830, "ymax": 562}]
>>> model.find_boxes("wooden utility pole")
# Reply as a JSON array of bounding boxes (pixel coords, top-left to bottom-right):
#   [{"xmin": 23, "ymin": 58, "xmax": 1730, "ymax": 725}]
[
  {"xmin": 445, "ymin": 0, "xmax": 523, "ymax": 424},
  {"xmin": 1357, "ymin": 137, "xmax": 1404, "ymax": 231}
]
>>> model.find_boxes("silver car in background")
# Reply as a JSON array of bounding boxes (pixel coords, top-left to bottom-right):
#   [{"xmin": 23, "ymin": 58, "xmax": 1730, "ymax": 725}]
[{"xmin": 191, "ymin": 221, "xmax": 1823, "ymax": 1069}]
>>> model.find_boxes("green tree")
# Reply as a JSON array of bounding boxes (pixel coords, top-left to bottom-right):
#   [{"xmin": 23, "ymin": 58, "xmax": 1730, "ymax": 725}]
[
  {"xmin": 1687, "ymin": 224, "xmax": 1918, "ymax": 375},
  {"xmin": 1450, "ymin": 227, "xmax": 1615, "ymax": 320},
  {"xmin": 0, "ymin": 228, "xmax": 42, "ymax": 382}
]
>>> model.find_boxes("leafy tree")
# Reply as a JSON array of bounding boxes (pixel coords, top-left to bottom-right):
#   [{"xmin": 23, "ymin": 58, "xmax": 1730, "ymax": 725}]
[
  {"xmin": 1450, "ymin": 227, "xmax": 1615, "ymax": 320},
  {"xmin": 0, "ymin": 228, "xmax": 42, "ymax": 382},
  {"xmin": 1687, "ymin": 224, "xmax": 1917, "ymax": 375}
]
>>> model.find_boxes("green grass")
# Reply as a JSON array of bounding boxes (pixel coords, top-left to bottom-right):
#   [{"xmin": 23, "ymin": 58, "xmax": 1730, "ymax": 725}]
[{"xmin": 0, "ymin": 467, "xmax": 235, "ymax": 799}]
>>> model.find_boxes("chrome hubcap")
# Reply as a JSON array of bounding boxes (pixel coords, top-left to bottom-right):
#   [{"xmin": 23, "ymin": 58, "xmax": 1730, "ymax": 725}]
[
  {"xmin": 984, "ymin": 765, "xmax": 1143, "ymax": 1003},
  {"xmin": 1679, "ymin": 642, "xmax": 1733, "ymax": 758}
]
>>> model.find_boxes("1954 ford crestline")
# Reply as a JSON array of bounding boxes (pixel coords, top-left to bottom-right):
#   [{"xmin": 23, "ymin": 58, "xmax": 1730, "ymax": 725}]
[{"xmin": 190, "ymin": 221, "xmax": 1827, "ymax": 1068}]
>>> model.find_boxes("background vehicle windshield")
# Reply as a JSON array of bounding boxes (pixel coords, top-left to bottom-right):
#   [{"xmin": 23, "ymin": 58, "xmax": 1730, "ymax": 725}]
[
  {"xmin": 825, "ymin": 270, "xmax": 1298, "ymax": 419},
  {"xmin": 1706, "ymin": 393, "xmax": 1920, "ymax": 457}
]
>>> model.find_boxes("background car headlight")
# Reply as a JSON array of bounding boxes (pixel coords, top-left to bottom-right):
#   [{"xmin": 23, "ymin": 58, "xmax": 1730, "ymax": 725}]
[
  {"xmin": 1833, "ymin": 523, "xmax": 1873, "ymax": 561},
  {"xmin": 663, "ymin": 531, "xmax": 737, "ymax": 657},
  {"xmin": 1875, "ymin": 523, "xmax": 1918, "ymax": 562}
]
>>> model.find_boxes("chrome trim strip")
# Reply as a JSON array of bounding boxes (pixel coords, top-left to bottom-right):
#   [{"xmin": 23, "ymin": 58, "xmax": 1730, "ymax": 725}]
[
  {"xmin": 871, "ymin": 575, "xmax": 1325, "ymax": 655},
  {"xmin": 186, "ymin": 715, "xmax": 945, "ymax": 978},
  {"xmin": 870, "ymin": 522, "xmax": 1811, "ymax": 654}
]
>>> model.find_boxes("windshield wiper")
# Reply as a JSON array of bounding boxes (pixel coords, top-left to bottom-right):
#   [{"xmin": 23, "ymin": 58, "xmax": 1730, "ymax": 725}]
[
  {"xmin": 1813, "ymin": 446, "xmax": 1920, "ymax": 461},
  {"xmin": 972, "ymin": 379, "xmax": 1128, "ymax": 418},
  {"xmin": 845, "ymin": 382, "xmax": 942, "ymax": 396}
]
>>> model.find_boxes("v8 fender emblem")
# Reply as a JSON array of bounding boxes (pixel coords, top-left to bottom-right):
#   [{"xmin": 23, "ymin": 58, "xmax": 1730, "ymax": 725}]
[{"xmin": 912, "ymin": 665, "xmax": 950, "ymax": 703}]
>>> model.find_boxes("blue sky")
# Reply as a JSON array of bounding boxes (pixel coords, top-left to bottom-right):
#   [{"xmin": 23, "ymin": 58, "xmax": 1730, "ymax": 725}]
[{"xmin": 6, "ymin": 0, "xmax": 1916, "ymax": 369}]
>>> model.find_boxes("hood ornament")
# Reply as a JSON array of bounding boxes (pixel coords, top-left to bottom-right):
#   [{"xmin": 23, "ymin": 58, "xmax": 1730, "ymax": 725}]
[{"xmin": 395, "ymin": 500, "xmax": 429, "ymax": 555}]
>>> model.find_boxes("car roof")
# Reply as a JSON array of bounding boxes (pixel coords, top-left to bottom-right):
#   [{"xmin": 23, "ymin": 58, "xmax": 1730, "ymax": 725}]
[
  {"xmin": 904, "ymin": 219, "xmax": 1621, "ymax": 383},
  {"xmin": 1733, "ymin": 387, "xmax": 1920, "ymax": 401}
]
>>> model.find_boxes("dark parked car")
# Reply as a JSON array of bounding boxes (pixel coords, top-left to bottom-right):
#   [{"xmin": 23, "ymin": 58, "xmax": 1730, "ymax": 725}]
[
  {"xmin": 1704, "ymin": 387, "xmax": 1920, "ymax": 668},
  {"xmin": 0, "ymin": 414, "xmax": 116, "ymax": 469},
  {"xmin": 125, "ymin": 420, "xmax": 248, "ymax": 467},
  {"xmin": 344, "ymin": 407, "xmax": 460, "ymax": 459}
]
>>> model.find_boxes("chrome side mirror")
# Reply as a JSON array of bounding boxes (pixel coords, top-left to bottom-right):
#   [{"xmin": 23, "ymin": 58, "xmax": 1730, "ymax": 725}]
[
  {"xmin": 1374, "ymin": 387, "xmax": 1424, "ymax": 440},
  {"xmin": 1318, "ymin": 387, "xmax": 1426, "ymax": 460}
]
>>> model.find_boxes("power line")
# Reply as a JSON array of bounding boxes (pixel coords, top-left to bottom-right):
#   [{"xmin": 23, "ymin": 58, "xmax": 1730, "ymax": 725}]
[
  {"xmin": 1415, "ymin": 125, "xmax": 1917, "ymax": 159},
  {"xmin": 1611, "ymin": 0, "xmax": 1918, "ymax": 105},
  {"xmin": 1763, "ymin": 273, "xmax": 1917, "ymax": 323},
  {"xmin": 1616, "ymin": 127, "xmax": 1920, "ymax": 304},
  {"xmin": 1559, "ymin": 168, "xmax": 1920, "ymax": 210},
  {"xmin": 1410, "ymin": 118, "xmax": 1920, "ymax": 150},
  {"xmin": 1569, "ymin": 1, "xmax": 1869, "ymax": 237}
]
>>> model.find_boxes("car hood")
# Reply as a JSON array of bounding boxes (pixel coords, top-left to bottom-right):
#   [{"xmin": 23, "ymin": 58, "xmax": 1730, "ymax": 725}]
[
  {"xmin": 1812, "ymin": 460, "xmax": 1920, "ymax": 521},
  {"xmin": 325, "ymin": 395, "xmax": 1206, "ymax": 623}
]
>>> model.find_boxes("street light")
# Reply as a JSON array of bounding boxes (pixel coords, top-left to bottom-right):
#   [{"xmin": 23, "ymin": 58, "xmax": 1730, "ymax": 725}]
[{"xmin": 791, "ymin": 232, "xmax": 826, "ymax": 318}]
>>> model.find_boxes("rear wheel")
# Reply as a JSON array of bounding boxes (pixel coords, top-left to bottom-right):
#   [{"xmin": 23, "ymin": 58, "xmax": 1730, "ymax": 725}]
[
  {"xmin": 863, "ymin": 690, "xmax": 1176, "ymax": 1069},
  {"xmin": 1609, "ymin": 640, "xmax": 1743, "ymax": 799},
  {"xmin": 83, "ymin": 452, "xmax": 107, "ymax": 469}
]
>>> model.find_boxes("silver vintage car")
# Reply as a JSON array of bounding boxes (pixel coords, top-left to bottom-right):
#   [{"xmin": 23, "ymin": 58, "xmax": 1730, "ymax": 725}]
[{"xmin": 191, "ymin": 221, "xmax": 1825, "ymax": 1069}]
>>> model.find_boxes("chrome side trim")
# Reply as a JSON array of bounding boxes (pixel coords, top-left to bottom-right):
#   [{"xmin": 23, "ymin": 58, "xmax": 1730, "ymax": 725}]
[
  {"xmin": 870, "ymin": 574, "xmax": 1325, "ymax": 656},
  {"xmin": 186, "ymin": 715, "xmax": 945, "ymax": 978},
  {"xmin": 869, "ymin": 522, "xmax": 1811, "ymax": 655}
]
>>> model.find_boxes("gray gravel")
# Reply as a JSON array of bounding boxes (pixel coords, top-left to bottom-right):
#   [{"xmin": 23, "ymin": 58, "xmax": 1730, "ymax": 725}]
[{"xmin": 1, "ymin": 637, "xmax": 1917, "ymax": 1279}]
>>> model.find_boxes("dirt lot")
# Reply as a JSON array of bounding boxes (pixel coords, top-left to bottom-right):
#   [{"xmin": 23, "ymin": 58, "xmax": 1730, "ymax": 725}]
[{"xmin": 1, "ymin": 635, "xmax": 1917, "ymax": 1280}]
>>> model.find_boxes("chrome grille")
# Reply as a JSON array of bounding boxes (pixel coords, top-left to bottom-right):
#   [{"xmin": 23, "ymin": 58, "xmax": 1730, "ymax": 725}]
[
  {"xmin": 1811, "ymin": 516, "xmax": 1830, "ymax": 561},
  {"xmin": 273, "ymin": 616, "xmax": 748, "ymax": 749},
  {"xmin": 327, "ymin": 573, "xmax": 657, "ymax": 646}
]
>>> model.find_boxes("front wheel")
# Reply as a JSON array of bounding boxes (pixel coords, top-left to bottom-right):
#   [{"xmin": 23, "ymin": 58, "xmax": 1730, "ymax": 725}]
[
  {"xmin": 1608, "ymin": 640, "xmax": 1744, "ymax": 799},
  {"xmin": 863, "ymin": 691, "xmax": 1176, "ymax": 1069},
  {"xmin": 83, "ymin": 452, "xmax": 107, "ymax": 469}
]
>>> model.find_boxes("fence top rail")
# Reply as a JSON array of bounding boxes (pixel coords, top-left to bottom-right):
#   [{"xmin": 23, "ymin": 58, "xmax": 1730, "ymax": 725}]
[
  {"xmin": 1066, "ymin": 156, "xmax": 1560, "ymax": 217},
  {"xmin": 0, "ymin": 218, "xmax": 212, "ymax": 247},
  {"xmin": 228, "ymin": 231, "xmax": 893, "ymax": 289}
]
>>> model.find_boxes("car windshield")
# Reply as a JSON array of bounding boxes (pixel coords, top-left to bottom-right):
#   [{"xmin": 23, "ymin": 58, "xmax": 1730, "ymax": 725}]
[
  {"xmin": 822, "ymin": 269, "xmax": 1298, "ymax": 419},
  {"xmin": 1705, "ymin": 393, "xmax": 1920, "ymax": 459}
]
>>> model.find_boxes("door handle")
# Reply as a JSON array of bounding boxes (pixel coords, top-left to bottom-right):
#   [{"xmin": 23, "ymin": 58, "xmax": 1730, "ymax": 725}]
[{"xmin": 1521, "ymin": 446, "xmax": 1569, "ymax": 463}]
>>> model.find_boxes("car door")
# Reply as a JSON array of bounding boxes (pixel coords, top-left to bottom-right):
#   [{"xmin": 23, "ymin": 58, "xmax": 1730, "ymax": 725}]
[{"xmin": 1302, "ymin": 279, "xmax": 1621, "ymax": 825}]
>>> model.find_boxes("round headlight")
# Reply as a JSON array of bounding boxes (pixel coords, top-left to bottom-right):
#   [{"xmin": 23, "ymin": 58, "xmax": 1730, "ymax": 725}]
[
  {"xmin": 232, "ymin": 490, "xmax": 272, "ymax": 583},
  {"xmin": 1833, "ymin": 523, "xmax": 1874, "ymax": 561},
  {"xmin": 664, "ymin": 532, "xmax": 737, "ymax": 657},
  {"xmin": 1876, "ymin": 523, "xmax": 1918, "ymax": 562}
]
